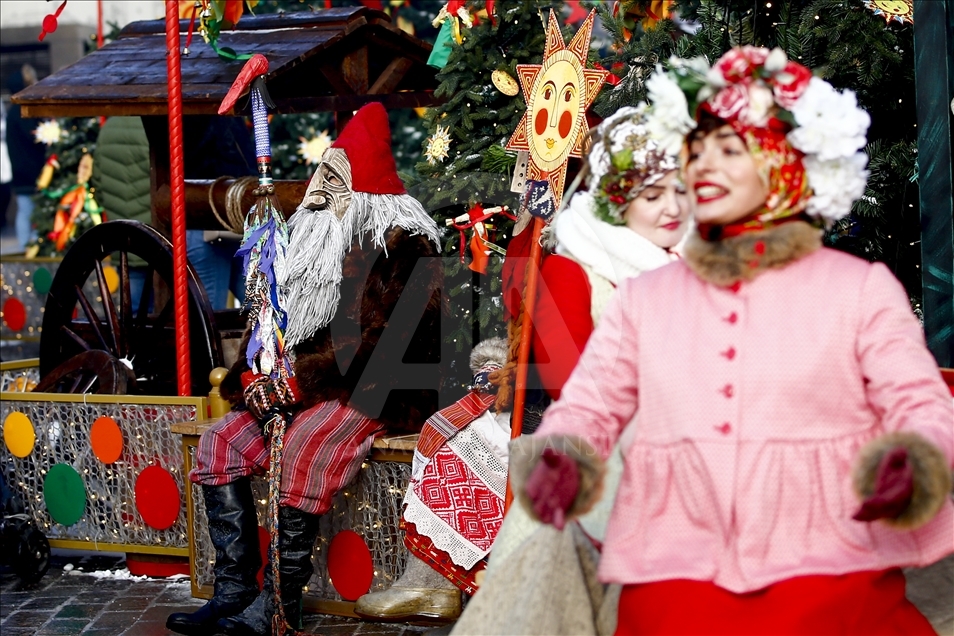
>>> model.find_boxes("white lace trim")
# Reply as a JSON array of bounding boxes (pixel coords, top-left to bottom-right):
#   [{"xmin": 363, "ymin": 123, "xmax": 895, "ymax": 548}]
[
  {"xmin": 403, "ymin": 489, "xmax": 488, "ymax": 569},
  {"xmin": 445, "ymin": 412, "xmax": 510, "ymax": 497},
  {"xmin": 403, "ymin": 410, "xmax": 511, "ymax": 569}
]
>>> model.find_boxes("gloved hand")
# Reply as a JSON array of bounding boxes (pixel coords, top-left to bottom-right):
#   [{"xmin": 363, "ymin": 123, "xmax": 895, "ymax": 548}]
[
  {"xmin": 853, "ymin": 446, "xmax": 913, "ymax": 522},
  {"xmin": 524, "ymin": 448, "xmax": 580, "ymax": 530},
  {"xmin": 241, "ymin": 371, "xmax": 299, "ymax": 424}
]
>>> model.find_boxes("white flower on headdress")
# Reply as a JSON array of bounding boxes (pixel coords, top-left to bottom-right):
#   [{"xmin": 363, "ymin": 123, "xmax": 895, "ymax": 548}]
[
  {"xmin": 298, "ymin": 131, "xmax": 332, "ymax": 165},
  {"xmin": 588, "ymin": 106, "xmax": 641, "ymax": 186},
  {"xmin": 788, "ymin": 78, "xmax": 870, "ymax": 161},
  {"xmin": 763, "ymin": 47, "xmax": 788, "ymax": 73},
  {"xmin": 803, "ymin": 152, "xmax": 869, "ymax": 225},
  {"xmin": 740, "ymin": 83, "xmax": 775, "ymax": 127},
  {"xmin": 34, "ymin": 120, "xmax": 63, "ymax": 146},
  {"xmin": 645, "ymin": 68, "xmax": 696, "ymax": 156}
]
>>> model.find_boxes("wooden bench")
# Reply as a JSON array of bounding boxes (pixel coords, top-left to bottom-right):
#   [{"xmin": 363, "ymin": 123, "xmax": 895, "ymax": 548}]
[{"xmin": 172, "ymin": 419, "xmax": 418, "ymax": 617}]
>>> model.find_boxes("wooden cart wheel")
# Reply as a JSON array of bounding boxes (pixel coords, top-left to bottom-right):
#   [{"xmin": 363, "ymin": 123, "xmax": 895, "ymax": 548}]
[
  {"xmin": 33, "ymin": 350, "xmax": 134, "ymax": 395},
  {"xmin": 39, "ymin": 220, "xmax": 224, "ymax": 396}
]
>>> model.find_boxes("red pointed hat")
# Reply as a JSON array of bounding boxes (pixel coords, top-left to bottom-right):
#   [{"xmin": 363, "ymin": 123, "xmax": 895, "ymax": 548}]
[{"xmin": 332, "ymin": 102, "xmax": 406, "ymax": 195}]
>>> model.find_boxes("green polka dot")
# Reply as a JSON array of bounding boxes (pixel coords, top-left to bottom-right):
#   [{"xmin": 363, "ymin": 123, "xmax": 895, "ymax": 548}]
[
  {"xmin": 43, "ymin": 464, "xmax": 87, "ymax": 526},
  {"xmin": 34, "ymin": 267, "xmax": 53, "ymax": 295}
]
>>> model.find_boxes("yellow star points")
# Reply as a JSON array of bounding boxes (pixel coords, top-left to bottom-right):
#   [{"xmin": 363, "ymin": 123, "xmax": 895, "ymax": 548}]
[{"xmin": 506, "ymin": 9, "xmax": 608, "ymax": 208}]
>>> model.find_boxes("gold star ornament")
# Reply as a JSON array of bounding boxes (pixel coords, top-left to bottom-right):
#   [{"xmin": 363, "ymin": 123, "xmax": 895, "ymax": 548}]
[{"xmin": 506, "ymin": 9, "xmax": 608, "ymax": 208}]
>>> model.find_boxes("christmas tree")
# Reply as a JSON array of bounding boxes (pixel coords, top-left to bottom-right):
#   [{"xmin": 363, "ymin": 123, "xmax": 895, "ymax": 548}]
[
  {"xmin": 592, "ymin": 0, "xmax": 923, "ymax": 310},
  {"xmin": 27, "ymin": 117, "xmax": 102, "ymax": 257},
  {"xmin": 407, "ymin": 0, "xmax": 563, "ymax": 398}
]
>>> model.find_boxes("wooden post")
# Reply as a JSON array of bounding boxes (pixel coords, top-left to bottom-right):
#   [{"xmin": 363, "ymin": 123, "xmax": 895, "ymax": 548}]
[
  {"xmin": 504, "ymin": 216, "xmax": 545, "ymax": 512},
  {"xmin": 913, "ymin": 0, "xmax": 954, "ymax": 367},
  {"xmin": 166, "ymin": 0, "xmax": 191, "ymax": 396}
]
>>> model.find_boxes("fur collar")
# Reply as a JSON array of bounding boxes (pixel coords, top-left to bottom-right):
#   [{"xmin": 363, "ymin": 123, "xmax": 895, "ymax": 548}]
[{"xmin": 683, "ymin": 220, "xmax": 822, "ymax": 287}]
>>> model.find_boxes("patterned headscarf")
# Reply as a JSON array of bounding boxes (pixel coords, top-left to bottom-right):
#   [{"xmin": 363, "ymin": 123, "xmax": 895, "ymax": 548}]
[
  {"xmin": 697, "ymin": 47, "xmax": 812, "ymax": 231},
  {"xmin": 586, "ymin": 105, "xmax": 680, "ymax": 225},
  {"xmin": 646, "ymin": 46, "xmax": 870, "ymax": 239}
]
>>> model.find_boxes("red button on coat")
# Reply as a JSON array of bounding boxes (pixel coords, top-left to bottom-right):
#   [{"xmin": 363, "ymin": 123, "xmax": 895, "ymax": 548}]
[
  {"xmin": 715, "ymin": 423, "xmax": 732, "ymax": 435},
  {"xmin": 725, "ymin": 312, "xmax": 738, "ymax": 324},
  {"xmin": 722, "ymin": 347, "xmax": 736, "ymax": 360},
  {"xmin": 721, "ymin": 384, "xmax": 734, "ymax": 398}
]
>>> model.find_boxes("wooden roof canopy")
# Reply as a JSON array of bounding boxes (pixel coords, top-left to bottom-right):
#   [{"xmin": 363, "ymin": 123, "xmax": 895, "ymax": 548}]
[{"xmin": 13, "ymin": 6, "xmax": 441, "ymax": 118}]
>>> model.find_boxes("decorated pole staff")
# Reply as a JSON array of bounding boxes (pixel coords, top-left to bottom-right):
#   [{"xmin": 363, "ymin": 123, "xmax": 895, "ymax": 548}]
[
  {"xmin": 502, "ymin": 9, "xmax": 607, "ymax": 511},
  {"xmin": 218, "ymin": 54, "xmax": 300, "ymax": 636}
]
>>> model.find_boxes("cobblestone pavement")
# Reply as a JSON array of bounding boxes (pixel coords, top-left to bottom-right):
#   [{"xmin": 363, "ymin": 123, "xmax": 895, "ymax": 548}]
[
  {"xmin": 1, "ymin": 551, "xmax": 951, "ymax": 635},
  {"xmin": 0, "ymin": 553, "xmax": 433, "ymax": 636}
]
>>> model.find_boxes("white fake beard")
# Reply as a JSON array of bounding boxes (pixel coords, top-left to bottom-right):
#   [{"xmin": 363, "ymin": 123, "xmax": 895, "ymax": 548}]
[
  {"xmin": 281, "ymin": 207, "xmax": 348, "ymax": 350},
  {"xmin": 280, "ymin": 192, "xmax": 441, "ymax": 350}
]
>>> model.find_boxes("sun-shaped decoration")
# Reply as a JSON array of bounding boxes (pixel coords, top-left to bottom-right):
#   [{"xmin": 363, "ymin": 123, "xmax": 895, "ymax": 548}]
[
  {"xmin": 34, "ymin": 120, "xmax": 64, "ymax": 146},
  {"xmin": 424, "ymin": 125, "xmax": 453, "ymax": 165},
  {"xmin": 298, "ymin": 131, "xmax": 333, "ymax": 165},
  {"xmin": 506, "ymin": 9, "xmax": 608, "ymax": 208},
  {"xmin": 862, "ymin": 0, "xmax": 913, "ymax": 25}
]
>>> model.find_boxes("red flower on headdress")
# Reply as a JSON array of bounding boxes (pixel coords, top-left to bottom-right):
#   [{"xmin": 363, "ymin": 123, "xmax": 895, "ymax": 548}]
[
  {"xmin": 708, "ymin": 84, "xmax": 748, "ymax": 121},
  {"xmin": 771, "ymin": 61, "xmax": 812, "ymax": 109},
  {"xmin": 713, "ymin": 46, "xmax": 768, "ymax": 83}
]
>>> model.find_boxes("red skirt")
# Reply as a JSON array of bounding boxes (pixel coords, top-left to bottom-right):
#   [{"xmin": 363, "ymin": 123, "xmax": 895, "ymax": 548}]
[{"xmin": 616, "ymin": 570, "xmax": 935, "ymax": 635}]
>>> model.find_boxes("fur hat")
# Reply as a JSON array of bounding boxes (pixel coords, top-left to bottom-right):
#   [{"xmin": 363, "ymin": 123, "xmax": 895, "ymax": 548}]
[
  {"xmin": 470, "ymin": 337, "xmax": 508, "ymax": 374},
  {"xmin": 332, "ymin": 102, "xmax": 406, "ymax": 195}
]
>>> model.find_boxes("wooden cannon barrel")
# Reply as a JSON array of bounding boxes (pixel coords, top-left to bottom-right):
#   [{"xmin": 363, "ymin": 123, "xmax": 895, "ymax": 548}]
[{"xmin": 154, "ymin": 179, "xmax": 309, "ymax": 231}]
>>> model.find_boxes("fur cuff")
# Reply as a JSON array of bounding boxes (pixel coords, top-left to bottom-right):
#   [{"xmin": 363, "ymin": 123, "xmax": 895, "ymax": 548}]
[
  {"xmin": 853, "ymin": 432, "xmax": 953, "ymax": 529},
  {"xmin": 509, "ymin": 435, "xmax": 606, "ymax": 523},
  {"xmin": 683, "ymin": 221, "xmax": 822, "ymax": 287}
]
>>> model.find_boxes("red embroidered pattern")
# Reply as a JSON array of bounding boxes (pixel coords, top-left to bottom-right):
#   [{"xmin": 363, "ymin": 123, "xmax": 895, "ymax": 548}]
[{"xmin": 414, "ymin": 446, "xmax": 504, "ymax": 552}]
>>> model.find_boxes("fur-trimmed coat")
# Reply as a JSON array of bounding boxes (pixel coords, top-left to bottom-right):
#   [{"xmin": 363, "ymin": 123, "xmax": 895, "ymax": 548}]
[
  {"xmin": 221, "ymin": 226, "xmax": 444, "ymax": 432},
  {"xmin": 518, "ymin": 221, "xmax": 953, "ymax": 593}
]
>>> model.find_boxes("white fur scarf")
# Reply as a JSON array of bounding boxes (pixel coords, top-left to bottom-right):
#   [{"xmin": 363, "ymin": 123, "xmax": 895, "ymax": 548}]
[
  {"xmin": 554, "ymin": 191, "xmax": 676, "ymax": 286},
  {"xmin": 281, "ymin": 192, "xmax": 441, "ymax": 350}
]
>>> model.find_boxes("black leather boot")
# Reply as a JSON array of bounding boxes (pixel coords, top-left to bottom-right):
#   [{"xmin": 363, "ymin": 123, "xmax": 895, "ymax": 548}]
[
  {"xmin": 217, "ymin": 505, "xmax": 321, "ymax": 636},
  {"xmin": 167, "ymin": 479, "xmax": 261, "ymax": 636}
]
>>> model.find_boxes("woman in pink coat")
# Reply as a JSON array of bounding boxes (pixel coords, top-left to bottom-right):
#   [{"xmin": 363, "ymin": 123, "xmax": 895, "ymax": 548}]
[{"xmin": 512, "ymin": 47, "xmax": 953, "ymax": 635}]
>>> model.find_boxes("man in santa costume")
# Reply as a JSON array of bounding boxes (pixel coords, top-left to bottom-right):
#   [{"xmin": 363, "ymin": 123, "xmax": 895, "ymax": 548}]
[{"xmin": 166, "ymin": 102, "xmax": 444, "ymax": 636}]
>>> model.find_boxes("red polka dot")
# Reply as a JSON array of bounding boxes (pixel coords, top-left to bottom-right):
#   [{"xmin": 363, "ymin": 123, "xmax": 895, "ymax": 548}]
[
  {"xmin": 2, "ymin": 297, "xmax": 26, "ymax": 332},
  {"xmin": 534, "ymin": 108, "xmax": 549, "ymax": 136},
  {"xmin": 257, "ymin": 525, "xmax": 269, "ymax": 591},
  {"xmin": 559, "ymin": 110, "xmax": 573, "ymax": 138},
  {"xmin": 134, "ymin": 466, "xmax": 180, "ymax": 530},
  {"xmin": 90, "ymin": 416, "xmax": 123, "ymax": 464},
  {"xmin": 327, "ymin": 530, "xmax": 373, "ymax": 601}
]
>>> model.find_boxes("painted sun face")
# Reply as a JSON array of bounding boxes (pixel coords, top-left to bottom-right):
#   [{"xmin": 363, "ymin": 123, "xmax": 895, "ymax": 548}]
[
  {"xmin": 872, "ymin": 0, "xmax": 910, "ymax": 14},
  {"xmin": 528, "ymin": 53, "xmax": 585, "ymax": 171}
]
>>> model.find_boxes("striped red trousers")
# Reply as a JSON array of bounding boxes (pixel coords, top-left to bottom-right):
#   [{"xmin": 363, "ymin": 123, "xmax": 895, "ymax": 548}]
[{"xmin": 191, "ymin": 400, "xmax": 382, "ymax": 515}]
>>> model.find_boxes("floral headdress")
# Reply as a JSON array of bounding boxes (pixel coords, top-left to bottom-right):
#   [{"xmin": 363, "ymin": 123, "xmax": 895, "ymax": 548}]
[
  {"xmin": 645, "ymin": 46, "xmax": 871, "ymax": 229},
  {"xmin": 587, "ymin": 104, "xmax": 681, "ymax": 225}
]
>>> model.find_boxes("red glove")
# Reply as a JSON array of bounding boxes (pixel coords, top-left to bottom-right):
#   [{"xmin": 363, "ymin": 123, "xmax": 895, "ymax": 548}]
[
  {"xmin": 853, "ymin": 446, "xmax": 914, "ymax": 522},
  {"xmin": 524, "ymin": 448, "xmax": 580, "ymax": 530}
]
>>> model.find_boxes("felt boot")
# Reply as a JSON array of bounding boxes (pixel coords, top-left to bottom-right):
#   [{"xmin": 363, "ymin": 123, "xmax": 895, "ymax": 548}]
[
  {"xmin": 353, "ymin": 553, "xmax": 462, "ymax": 622},
  {"xmin": 167, "ymin": 479, "xmax": 261, "ymax": 635}
]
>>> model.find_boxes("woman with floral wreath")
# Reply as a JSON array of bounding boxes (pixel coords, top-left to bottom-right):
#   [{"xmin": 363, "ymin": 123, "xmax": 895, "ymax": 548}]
[
  {"xmin": 512, "ymin": 46, "xmax": 953, "ymax": 634},
  {"xmin": 356, "ymin": 105, "xmax": 690, "ymax": 628}
]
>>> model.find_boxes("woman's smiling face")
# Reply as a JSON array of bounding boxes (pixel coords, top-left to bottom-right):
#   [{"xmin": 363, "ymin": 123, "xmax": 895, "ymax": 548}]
[
  {"xmin": 623, "ymin": 170, "xmax": 690, "ymax": 249},
  {"xmin": 685, "ymin": 124, "xmax": 768, "ymax": 225}
]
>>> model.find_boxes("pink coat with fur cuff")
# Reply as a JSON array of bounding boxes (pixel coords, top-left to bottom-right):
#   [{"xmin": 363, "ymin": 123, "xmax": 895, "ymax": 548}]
[{"xmin": 536, "ymin": 246, "xmax": 954, "ymax": 594}]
